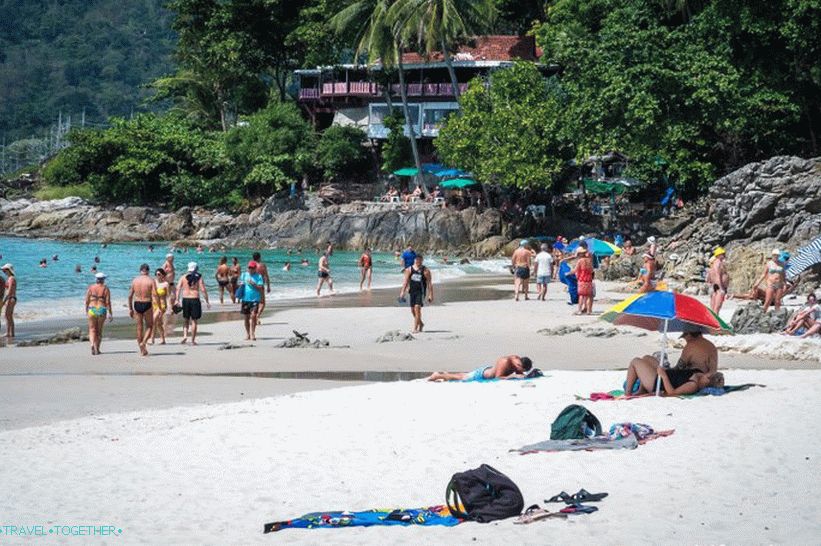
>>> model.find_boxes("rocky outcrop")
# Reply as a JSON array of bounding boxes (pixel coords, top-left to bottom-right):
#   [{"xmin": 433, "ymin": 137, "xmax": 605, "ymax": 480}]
[
  {"xmin": 658, "ymin": 156, "xmax": 821, "ymax": 291},
  {"xmin": 0, "ymin": 195, "xmax": 507, "ymax": 254},
  {"xmin": 730, "ymin": 303, "xmax": 790, "ymax": 334}
]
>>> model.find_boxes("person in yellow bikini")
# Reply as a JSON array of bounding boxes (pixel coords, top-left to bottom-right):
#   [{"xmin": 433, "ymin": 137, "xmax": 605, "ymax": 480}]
[
  {"xmin": 84, "ymin": 272, "xmax": 112, "ymax": 355},
  {"xmin": 151, "ymin": 268, "xmax": 170, "ymax": 345}
]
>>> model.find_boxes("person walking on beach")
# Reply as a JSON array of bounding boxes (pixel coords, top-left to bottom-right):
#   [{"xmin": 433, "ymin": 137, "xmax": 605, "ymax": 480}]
[
  {"xmin": 1, "ymin": 264, "xmax": 16, "ymax": 340},
  {"xmin": 215, "ymin": 256, "xmax": 230, "ymax": 304},
  {"xmin": 511, "ymin": 240, "xmax": 533, "ymax": 301},
  {"xmin": 427, "ymin": 354, "xmax": 533, "ymax": 382},
  {"xmin": 399, "ymin": 254, "xmax": 433, "ymax": 333},
  {"xmin": 534, "ymin": 243, "xmax": 553, "ymax": 301},
  {"xmin": 239, "ymin": 261, "xmax": 265, "ymax": 341},
  {"xmin": 401, "ymin": 244, "xmax": 416, "ymax": 271},
  {"xmin": 163, "ymin": 254, "xmax": 176, "ymax": 305},
  {"xmin": 573, "ymin": 244, "xmax": 594, "ymax": 314},
  {"xmin": 252, "ymin": 252, "xmax": 271, "ymax": 320},
  {"xmin": 228, "ymin": 257, "xmax": 241, "ymax": 303},
  {"xmin": 359, "ymin": 248, "xmax": 373, "ymax": 290},
  {"xmin": 128, "ymin": 263, "xmax": 156, "ymax": 356},
  {"xmin": 316, "ymin": 252, "xmax": 334, "ymax": 296},
  {"xmin": 753, "ymin": 249, "xmax": 786, "ymax": 312},
  {"xmin": 84, "ymin": 272, "xmax": 112, "ymax": 355},
  {"xmin": 707, "ymin": 247, "xmax": 730, "ymax": 314},
  {"xmin": 175, "ymin": 262, "xmax": 210, "ymax": 345},
  {"xmin": 151, "ymin": 268, "xmax": 170, "ymax": 345}
]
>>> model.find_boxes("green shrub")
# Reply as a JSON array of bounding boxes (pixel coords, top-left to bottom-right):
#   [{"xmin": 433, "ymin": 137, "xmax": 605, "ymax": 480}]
[
  {"xmin": 316, "ymin": 125, "xmax": 369, "ymax": 181},
  {"xmin": 34, "ymin": 183, "xmax": 94, "ymax": 201}
]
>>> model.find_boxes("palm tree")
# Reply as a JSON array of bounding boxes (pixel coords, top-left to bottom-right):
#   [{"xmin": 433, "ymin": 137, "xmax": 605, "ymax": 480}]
[
  {"xmin": 331, "ymin": 0, "xmax": 424, "ymax": 190},
  {"xmin": 389, "ymin": 0, "xmax": 497, "ymax": 100}
]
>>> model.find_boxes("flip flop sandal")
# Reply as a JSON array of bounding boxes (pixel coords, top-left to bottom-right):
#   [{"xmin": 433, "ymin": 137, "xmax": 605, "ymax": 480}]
[
  {"xmin": 560, "ymin": 504, "xmax": 599, "ymax": 515},
  {"xmin": 545, "ymin": 491, "xmax": 573, "ymax": 504},
  {"xmin": 571, "ymin": 489, "xmax": 609, "ymax": 503},
  {"xmin": 514, "ymin": 505, "xmax": 568, "ymax": 524}
]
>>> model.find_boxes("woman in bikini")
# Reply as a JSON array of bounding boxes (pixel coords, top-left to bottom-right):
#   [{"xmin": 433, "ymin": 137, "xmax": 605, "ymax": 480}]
[
  {"xmin": 1, "ymin": 263, "xmax": 17, "ymax": 340},
  {"xmin": 215, "ymin": 256, "xmax": 230, "ymax": 304},
  {"xmin": 85, "ymin": 272, "xmax": 112, "ymax": 355},
  {"xmin": 228, "ymin": 257, "xmax": 242, "ymax": 304},
  {"xmin": 151, "ymin": 268, "xmax": 170, "ymax": 345},
  {"xmin": 753, "ymin": 249, "xmax": 786, "ymax": 312}
]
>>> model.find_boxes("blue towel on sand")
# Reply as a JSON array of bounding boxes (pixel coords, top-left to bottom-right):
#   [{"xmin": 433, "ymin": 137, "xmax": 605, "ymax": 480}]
[{"xmin": 264, "ymin": 506, "xmax": 461, "ymax": 533}]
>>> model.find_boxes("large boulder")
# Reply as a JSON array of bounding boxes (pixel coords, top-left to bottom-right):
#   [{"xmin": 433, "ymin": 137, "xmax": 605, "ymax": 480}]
[{"xmin": 730, "ymin": 302, "xmax": 790, "ymax": 334}]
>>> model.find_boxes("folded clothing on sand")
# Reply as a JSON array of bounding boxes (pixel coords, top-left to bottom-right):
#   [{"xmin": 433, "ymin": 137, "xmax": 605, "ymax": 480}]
[
  {"xmin": 511, "ymin": 426, "xmax": 675, "ymax": 454},
  {"xmin": 263, "ymin": 505, "xmax": 460, "ymax": 533}
]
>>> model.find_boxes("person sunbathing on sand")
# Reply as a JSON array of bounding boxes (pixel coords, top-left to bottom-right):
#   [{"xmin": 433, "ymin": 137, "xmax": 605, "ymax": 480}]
[
  {"xmin": 624, "ymin": 327, "xmax": 719, "ymax": 396},
  {"xmin": 427, "ymin": 355, "xmax": 533, "ymax": 382}
]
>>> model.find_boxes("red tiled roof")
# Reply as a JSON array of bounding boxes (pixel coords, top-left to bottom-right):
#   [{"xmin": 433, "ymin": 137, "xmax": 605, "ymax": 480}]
[{"xmin": 400, "ymin": 35, "xmax": 539, "ymax": 64}]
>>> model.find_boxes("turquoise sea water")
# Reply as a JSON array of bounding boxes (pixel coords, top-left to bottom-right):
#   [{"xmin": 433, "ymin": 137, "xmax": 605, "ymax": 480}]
[{"xmin": 0, "ymin": 236, "xmax": 507, "ymax": 320}]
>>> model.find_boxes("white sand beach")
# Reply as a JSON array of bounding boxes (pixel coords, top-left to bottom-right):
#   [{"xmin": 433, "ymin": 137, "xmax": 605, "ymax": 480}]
[{"xmin": 1, "ymin": 278, "xmax": 819, "ymax": 544}]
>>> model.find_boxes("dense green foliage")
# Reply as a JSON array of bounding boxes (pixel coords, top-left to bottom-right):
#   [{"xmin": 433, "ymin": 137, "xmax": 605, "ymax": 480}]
[
  {"xmin": 535, "ymin": 0, "xmax": 820, "ymax": 192},
  {"xmin": 223, "ymin": 102, "xmax": 315, "ymax": 199},
  {"xmin": 43, "ymin": 114, "xmax": 230, "ymax": 207},
  {"xmin": 315, "ymin": 126, "xmax": 370, "ymax": 181},
  {"xmin": 380, "ymin": 114, "xmax": 413, "ymax": 172},
  {"xmin": 0, "ymin": 0, "xmax": 176, "ymax": 141},
  {"xmin": 435, "ymin": 62, "xmax": 573, "ymax": 189}
]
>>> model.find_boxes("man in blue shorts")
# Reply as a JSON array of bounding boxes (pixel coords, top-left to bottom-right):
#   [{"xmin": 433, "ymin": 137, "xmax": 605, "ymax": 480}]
[
  {"xmin": 426, "ymin": 355, "xmax": 533, "ymax": 382},
  {"xmin": 239, "ymin": 260, "xmax": 265, "ymax": 340}
]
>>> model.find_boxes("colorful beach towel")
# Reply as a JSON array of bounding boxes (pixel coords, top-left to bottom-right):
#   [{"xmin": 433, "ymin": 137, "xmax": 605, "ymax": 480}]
[
  {"xmin": 263, "ymin": 505, "xmax": 461, "ymax": 533},
  {"xmin": 510, "ymin": 426, "xmax": 674, "ymax": 454},
  {"xmin": 575, "ymin": 384, "xmax": 765, "ymax": 401}
]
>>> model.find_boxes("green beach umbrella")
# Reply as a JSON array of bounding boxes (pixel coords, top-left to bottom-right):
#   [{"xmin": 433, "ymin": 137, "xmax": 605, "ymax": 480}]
[
  {"xmin": 393, "ymin": 167, "xmax": 419, "ymax": 176},
  {"xmin": 440, "ymin": 178, "xmax": 478, "ymax": 189}
]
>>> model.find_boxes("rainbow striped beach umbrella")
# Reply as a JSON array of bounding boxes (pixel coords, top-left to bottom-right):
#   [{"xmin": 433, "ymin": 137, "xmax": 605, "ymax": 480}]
[{"xmin": 600, "ymin": 291, "xmax": 733, "ymax": 395}]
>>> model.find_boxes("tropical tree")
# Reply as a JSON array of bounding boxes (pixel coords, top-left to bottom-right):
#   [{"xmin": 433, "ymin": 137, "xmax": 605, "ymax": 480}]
[
  {"xmin": 331, "ymin": 0, "xmax": 425, "ymax": 190},
  {"xmin": 389, "ymin": 0, "xmax": 497, "ymax": 99}
]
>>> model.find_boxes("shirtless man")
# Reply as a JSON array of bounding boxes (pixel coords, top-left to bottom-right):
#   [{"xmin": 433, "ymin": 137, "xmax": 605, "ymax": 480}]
[
  {"xmin": 128, "ymin": 263, "xmax": 156, "ymax": 356},
  {"xmin": 316, "ymin": 252, "xmax": 334, "ymax": 296},
  {"xmin": 707, "ymin": 247, "xmax": 730, "ymax": 314},
  {"xmin": 163, "ymin": 254, "xmax": 176, "ymax": 306},
  {"xmin": 427, "ymin": 355, "xmax": 534, "ymax": 382},
  {"xmin": 511, "ymin": 240, "xmax": 534, "ymax": 301},
  {"xmin": 252, "ymin": 252, "xmax": 271, "ymax": 319},
  {"xmin": 624, "ymin": 327, "xmax": 719, "ymax": 396},
  {"xmin": 1, "ymin": 263, "xmax": 16, "ymax": 340},
  {"xmin": 215, "ymin": 256, "xmax": 230, "ymax": 304},
  {"xmin": 175, "ymin": 262, "xmax": 210, "ymax": 345}
]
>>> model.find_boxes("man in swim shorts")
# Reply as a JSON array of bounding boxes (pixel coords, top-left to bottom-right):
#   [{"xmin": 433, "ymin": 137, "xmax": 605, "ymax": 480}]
[
  {"xmin": 128, "ymin": 263, "xmax": 156, "ymax": 356},
  {"xmin": 239, "ymin": 260, "xmax": 265, "ymax": 341},
  {"xmin": 175, "ymin": 261, "xmax": 211, "ymax": 345},
  {"xmin": 427, "ymin": 355, "xmax": 533, "ymax": 382},
  {"xmin": 511, "ymin": 240, "xmax": 534, "ymax": 301}
]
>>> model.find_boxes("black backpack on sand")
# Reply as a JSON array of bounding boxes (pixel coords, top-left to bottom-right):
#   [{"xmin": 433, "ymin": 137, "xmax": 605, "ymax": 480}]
[{"xmin": 446, "ymin": 464, "xmax": 524, "ymax": 523}]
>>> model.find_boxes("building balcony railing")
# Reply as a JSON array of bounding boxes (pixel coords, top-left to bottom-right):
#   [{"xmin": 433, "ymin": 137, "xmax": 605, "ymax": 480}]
[{"xmin": 300, "ymin": 81, "xmax": 471, "ymax": 101}]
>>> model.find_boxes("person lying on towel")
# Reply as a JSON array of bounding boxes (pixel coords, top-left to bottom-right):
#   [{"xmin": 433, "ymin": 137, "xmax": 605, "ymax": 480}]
[
  {"xmin": 624, "ymin": 326, "xmax": 721, "ymax": 396},
  {"xmin": 427, "ymin": 355, "xmax": 533, "ymax": 382}
]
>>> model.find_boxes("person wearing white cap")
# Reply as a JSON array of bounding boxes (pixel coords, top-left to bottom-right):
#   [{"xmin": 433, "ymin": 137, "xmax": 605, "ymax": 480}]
[
  {"xmin": 646, "ymin": 236, "xmax": 658, "ymax": 259},
  {"xmin": 85, "ymin": 272, "xmax": 112, "ymax": 355},
  {"xmin": 511, "ymin": 240, "xmax": 534, "ymax": 301},
  {"xmin": 1, "ymin": 263, "xmax": 16, "ymax": 340},
  {"xmin": 162, "ymin": 253, "xmax": 176, "ymax": 307},
  {"xmin": 175, "ymin": 261, "xmax": 210, "ymax": 345},
  {"xmin": 753, "ymin": 249, "xmax": 786, "ymax": 312}
]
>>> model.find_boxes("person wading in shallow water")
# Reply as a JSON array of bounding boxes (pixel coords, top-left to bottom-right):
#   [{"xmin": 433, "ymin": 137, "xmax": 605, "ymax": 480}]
[
  {"xmin": 399, "ymin": 254, "xmax": 433, "ymax": 333},
  {"xmin": 128, "ymin": 263, "xmax": 156, "ymax": 356}
]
